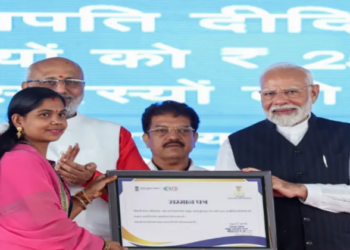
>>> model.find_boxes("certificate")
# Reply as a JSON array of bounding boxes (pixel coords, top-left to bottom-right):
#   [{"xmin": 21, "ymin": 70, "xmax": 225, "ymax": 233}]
[{"xmin": 107, "ymin": 171, "xmax": 277, "ymax": 250}]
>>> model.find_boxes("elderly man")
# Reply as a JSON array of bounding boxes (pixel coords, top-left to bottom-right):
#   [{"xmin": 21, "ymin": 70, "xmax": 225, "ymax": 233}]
[
  {"xmin": 215, "ymin": 63, "xmax": 350, "ymax": 250},
  {"xmin": 0, "ymin": 57, "xmax": 149, "ymax": 239},
  {"xmin": 141, "ymin": 100, "xmax": 203, "ymax": 170}
]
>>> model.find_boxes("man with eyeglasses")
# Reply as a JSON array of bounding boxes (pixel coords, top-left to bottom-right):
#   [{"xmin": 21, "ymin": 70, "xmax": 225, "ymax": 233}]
[
  {"xmin": 0, "ymin": 57, "xmax": 149, "ymax": 239},
  {"xmin": 215, "ymin": 63, "xmax": 350, "ymax": 250},
  {"xmin": 141, "ymin": 100, "xmax": 204, "ymax": 171}
]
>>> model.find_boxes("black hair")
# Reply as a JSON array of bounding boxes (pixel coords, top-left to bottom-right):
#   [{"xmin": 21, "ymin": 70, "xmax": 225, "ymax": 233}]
[
  {"xmin": 141, "ymin": 100, "xmax": 200, "ymax": 133},
  {"xmin": 0, "ymin": 87, "xmax": 66, "ymax": 159}
]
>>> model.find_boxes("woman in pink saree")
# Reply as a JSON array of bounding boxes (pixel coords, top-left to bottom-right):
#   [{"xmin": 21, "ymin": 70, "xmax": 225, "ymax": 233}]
[{"xmin": 0, "ymin": 87, "xmax": 125, "ymax": 250}]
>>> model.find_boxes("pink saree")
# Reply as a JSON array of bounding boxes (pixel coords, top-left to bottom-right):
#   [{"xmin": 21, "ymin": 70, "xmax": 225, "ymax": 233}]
[{"xmin": 0, "ymin": 144, "xmax": 104, "ymax": 250}]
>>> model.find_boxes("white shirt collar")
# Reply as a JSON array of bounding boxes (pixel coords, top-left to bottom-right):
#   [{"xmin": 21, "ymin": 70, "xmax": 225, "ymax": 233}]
[
  {"xmin": 147, "ymin": 159, "xmax": 204, "ymax": 171},
  {"xmin": 275, "ymin": 114, "xmax": 310, "ymax": 146},
  {"xmin": 276, "ymin": 115, "xmax": 310, "ymax": 135}
]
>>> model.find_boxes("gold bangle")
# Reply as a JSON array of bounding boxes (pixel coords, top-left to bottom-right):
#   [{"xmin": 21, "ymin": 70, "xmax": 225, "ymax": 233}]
[
  {"xmin": 82, "ymin": 190, "xmax": 92, "ymax": 203},
  {"xmin": 75, "ymin": 190, "xmax": 92, "ymax": 205},
  {"xmin": 73, "ymin": 196, "xmax": 87, "ymax": 210},
  {"xmin": 103, "ymin": 240, "xmax": 110, "ymax": 250}
]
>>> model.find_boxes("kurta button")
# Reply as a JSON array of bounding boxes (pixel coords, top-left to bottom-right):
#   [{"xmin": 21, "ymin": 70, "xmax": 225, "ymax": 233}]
[
  {"xmin": 294, "ymin": 150, "xmax": 301, "ymax": 155},
  {"xmin": 306, "ymin": 241, "xmax": 313, "ymax": 246},
  {"xmin": 296, "ymin": 172, "xmax": 303, "ymax": 176},
  {"xmin": 303, "ymin": 218, "xmax": 310, "ymax": 222}
]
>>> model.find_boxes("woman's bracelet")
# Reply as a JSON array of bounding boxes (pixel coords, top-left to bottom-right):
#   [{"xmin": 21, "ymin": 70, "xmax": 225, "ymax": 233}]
[
  {"xmin": 74, "ymin": 190, "xmax": 93, "ymax": 210},
  {"xmin": 103, "ymin": 239, "xmax": 110, "ymax": 250},
  {"xmin": 73, "ymin": 196, "xmax": 87, "ymax": 210},
  {"xmin": 81, "ymin": 190, "xmax": 92, "ymax": 203}
]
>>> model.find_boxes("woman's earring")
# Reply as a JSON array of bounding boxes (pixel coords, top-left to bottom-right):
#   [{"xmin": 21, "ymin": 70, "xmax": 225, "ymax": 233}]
[{"xmin": 16, "ymin": 127, "xmax": 22, "ymax": 139}]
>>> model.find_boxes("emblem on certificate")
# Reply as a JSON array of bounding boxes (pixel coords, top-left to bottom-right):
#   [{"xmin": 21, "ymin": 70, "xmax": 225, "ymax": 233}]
[{"xmin": 107, "ymin": 171, "xmax": 277, "ymax": 250}]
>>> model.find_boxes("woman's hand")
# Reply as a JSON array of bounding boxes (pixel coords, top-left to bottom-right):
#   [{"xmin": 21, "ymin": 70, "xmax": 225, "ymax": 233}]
[
  {"xmin": 105, "ymin": 241, "xmax": 127, "ymax": 250},
  {"xmin": 83, "ymin": 174, "xmax": 117, "ymax": 200},
  {"xmin": 56, "ymin": 143, "xmax": 97, "ymax": 185}
]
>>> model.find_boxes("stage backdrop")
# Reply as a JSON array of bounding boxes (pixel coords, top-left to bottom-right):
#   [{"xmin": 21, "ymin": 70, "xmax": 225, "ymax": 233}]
[{"xmin": 1, "ymin": 0, "xmax": 350, "ymax": 169}]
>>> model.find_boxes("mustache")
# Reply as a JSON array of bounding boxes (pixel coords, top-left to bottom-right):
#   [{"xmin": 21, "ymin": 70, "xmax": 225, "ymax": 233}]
[
  {"xmin": 61, "ymin": 94, "xmax": 74, "ymax": 100},
  {"xmin": 270, "ymin": 104, "xmax": 300, "ymax": 112},
  {"xmin": 163, "ymin": 141, "xmax": 184, "ymax": 147}
]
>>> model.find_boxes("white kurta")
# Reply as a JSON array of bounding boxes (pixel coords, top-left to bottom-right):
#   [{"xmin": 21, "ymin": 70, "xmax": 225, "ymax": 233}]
[
  {"xmin": 47, "ymin": 113, "xmax": 122, "ymax": 239},
  {"xmin": 147, "ymin": 160, "xmax": 205, "ymax": 171}
]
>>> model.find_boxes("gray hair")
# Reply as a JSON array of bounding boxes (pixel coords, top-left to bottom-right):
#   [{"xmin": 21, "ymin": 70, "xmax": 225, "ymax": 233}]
[
  {"xmin": 26, "ymin": 66, "xmax": 34, "ymax": 80},
  {"xmin": 260, "ymin": 62, "xmax": 314, "ymax": 87},
  {"xmin": 25, "ymin": 57, "xmax": 84, "ymax": 80}
]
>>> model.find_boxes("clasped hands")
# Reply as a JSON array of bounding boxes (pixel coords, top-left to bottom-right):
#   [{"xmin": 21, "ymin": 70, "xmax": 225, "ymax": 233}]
[
  {"xmin": 55, "ymin": 144, "xmax": 124, "ymax": 250},
  {"xmin": 242, "ymin": 168, "xmax": 308, "ymax": 200},
  {"xmin": 55, "ymin": 143, "xmax": 116, "ymax": 200},
  {"xmin": 55, "ymin": 143, "xmax": 96, "ymax": 185}
]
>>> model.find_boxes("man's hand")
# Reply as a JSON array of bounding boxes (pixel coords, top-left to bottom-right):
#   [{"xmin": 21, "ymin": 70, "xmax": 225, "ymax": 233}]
[
  {"xmin": 242, "ymin": 168, "xmax": 308, "ymax": 200},
  {"xmin": 56, "ymin": 144, "xmax": 97, "ymax": 185}
]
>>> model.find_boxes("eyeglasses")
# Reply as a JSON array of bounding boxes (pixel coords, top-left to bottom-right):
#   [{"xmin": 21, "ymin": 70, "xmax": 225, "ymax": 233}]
[
  {"xmin": 260, "ymin": 85, "xmax": 312, "ymax": 100},
  {"xmin": 27, "ymin": 79, "xmax": 85, "ymax": 90},
  {"xmin": 147, "ymin": 126, "xmax": 195, "ymax": 136}
]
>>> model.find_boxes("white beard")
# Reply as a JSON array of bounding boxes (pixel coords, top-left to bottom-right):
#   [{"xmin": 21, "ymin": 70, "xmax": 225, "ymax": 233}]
[
  {"xmin": 62, "ymin": 94, "xmax": 83, "ymax": 117},
  {"xmin": 265, "ymin": 98, "xmax": 312, "ymax": 127}
]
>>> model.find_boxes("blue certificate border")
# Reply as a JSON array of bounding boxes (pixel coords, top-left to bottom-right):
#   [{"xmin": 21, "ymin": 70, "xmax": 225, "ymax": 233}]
[
  {"xmin": 107, "ymin": 171, "xmax": 277, "ymax": 250},
  {"xmin": 117, "ymin": 178, "xmax": 133, "ymax": 195}
]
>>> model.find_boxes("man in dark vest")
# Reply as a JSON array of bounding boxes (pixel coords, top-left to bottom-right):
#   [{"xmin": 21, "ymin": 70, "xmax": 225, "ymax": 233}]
[{"xmin": 215, "ymin": 63, "xmax": 350, "ymax": 250}]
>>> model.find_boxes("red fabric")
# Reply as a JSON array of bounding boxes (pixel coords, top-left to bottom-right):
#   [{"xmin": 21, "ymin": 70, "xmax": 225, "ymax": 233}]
[
  {"xmin": 117, "ymin": 127, "xmax": 149, "ymax": 170},
  {"xmin": 83, "ymin": 170, "xmax": 108, "ymax": 201},
  {"xmin": 82, "ymin": 171, "xmax": 101, "ymax": 188},
  {"xmin": 83, "ymin": 127, "xmax": 149, "ymax": 201}
]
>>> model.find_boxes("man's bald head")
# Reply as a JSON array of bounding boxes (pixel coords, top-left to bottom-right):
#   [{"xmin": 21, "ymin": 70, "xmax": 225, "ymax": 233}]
[
  {"xmin": 23, "ymin": 57, "xmax": 85, "ymax": 118},
  {"xmin": 26, "ymin": 57, "xmax": 84, "ymax": 80}
]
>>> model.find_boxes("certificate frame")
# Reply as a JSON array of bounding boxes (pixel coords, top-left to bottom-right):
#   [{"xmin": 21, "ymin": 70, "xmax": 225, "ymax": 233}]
[{"xmin": 107, "ymin": 170, "xmax": 277, "ymax": 250}]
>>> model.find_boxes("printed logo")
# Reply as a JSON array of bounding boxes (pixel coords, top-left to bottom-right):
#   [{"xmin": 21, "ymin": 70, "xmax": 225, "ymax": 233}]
[
  {"xmin": 135, "ymin": 186, "xmax": 139, "ymax": 191},
  {"xmin": 163, "ymin": 186, "xmax": 178, "ymax": 191},
  {"xmin": 233, "ymin": 185, "xmax": 245, "ymax": 197},
  {"xmin": 228, "ymin": 185, "xmax": 251, "ymax": 199}
]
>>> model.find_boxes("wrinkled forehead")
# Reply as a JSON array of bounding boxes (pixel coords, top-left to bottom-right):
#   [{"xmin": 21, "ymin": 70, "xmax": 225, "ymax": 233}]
[
  {"xmin": 28, "ymin": 61, "xmax": 83, "ymax": 80},
  {"xmin": 260, "ymin": 70, "xmax": 308, "ymax": 91}
]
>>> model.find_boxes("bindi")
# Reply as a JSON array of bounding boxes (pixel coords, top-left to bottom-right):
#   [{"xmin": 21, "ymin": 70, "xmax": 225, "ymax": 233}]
[{"xmin": 58, "ymin": 75, "xmax": 63, "ymax": 78}]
